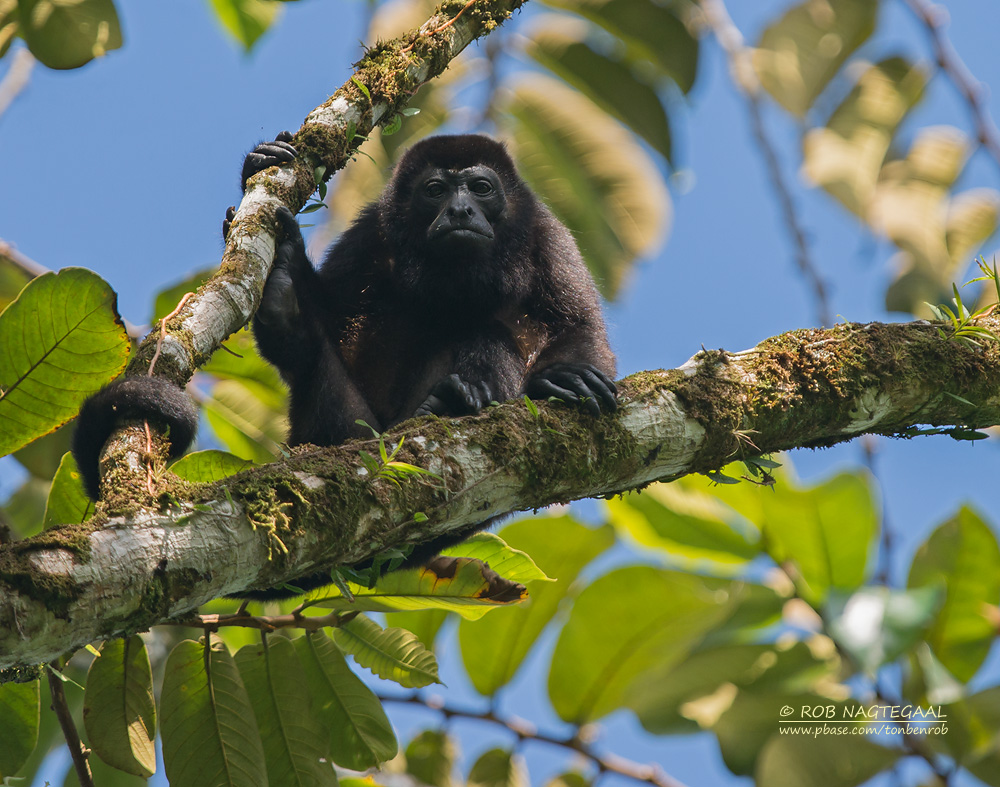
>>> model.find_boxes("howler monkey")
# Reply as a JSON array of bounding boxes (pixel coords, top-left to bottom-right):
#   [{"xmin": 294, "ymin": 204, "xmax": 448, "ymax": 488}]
[{"xmin": 72, "ymin": 132, "xmax": 616, "ymax": 595}]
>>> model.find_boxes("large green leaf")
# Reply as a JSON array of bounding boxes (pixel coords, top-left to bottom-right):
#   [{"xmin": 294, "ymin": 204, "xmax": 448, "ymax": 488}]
[
  {"xmin": 293, "ymin": 632, "xmax": 397, "ymax": 770},
  {"xmin": 548, "ymin": 566, "xmax": 739, "ymax": 723},
  {"xmin": 234, "ymin": 638, "xmax": 336, "ymax": 787},
  {"xmin": 467, "ymin": 748, "xmax": 528, "ymax": 787},
  {"xmin": 458, "ymin": 517, "xmax": 613, "ymax": 696},
  {"xmin": 802, "ymin": 57, "xmax": 927, "ymax": 216},
  {"xmin": 0, "ymin": 678, "xmax": 39, "ymax": 778},
  {"xmin": 500, "ymin": 76, "xmax": 670, "ymax": 300},
  {"xmin": 753, "ymin": 0, "xmax": 878, "ymax": 117},
  {"xmin": 332, "ymin": 613, "xmax": 441, "ymax": 689},
  {"xmin": 0, "ymin": 268, "xmax": 129, "ymax": 457},
  {"xmin": 907, "ymin": 506, "xmax": 1000, "ymax": 682},
  {"xmin": 83, "ymin": 637, "xmax": 156, "ymax": 778},
  {"xmin": 17, "ymin": 0, "xmax": 122, "ymax": 69},
  {"xmin": 541, "ymin": 0, "xmax": 699, "ymax": 93},
  {"xmin": 42, "ymin": 451, "xmax": 92, "ymax": 528},
  {"xmin": 170, "ymin": 450, "xmax": 254, "ymax": 483},
  {"xmin": 160, "ymin": 639, "xmax": 267, "ymax": 787},
  {"xmin": 756, "ymin": 732, "xmax": 900, "ymax": 787},
  {"xmin": 526, "ymin": 20, "xmax": 672, "ymax": 162}
]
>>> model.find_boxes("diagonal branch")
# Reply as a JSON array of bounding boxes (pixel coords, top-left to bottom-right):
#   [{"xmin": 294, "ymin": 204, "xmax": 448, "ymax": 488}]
[{"xmin": 2, "ymin": 317, "xmax": 999, "ymax": 670}]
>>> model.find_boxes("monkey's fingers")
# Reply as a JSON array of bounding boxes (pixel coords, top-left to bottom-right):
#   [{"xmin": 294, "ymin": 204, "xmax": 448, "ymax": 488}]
[
  {"xmin": 222, "ymin": 206, "xmax": 236, "ymax": 240},
  {"xmin": 574, "ymin": 366, "xmax": 618, "ymax": 413}
]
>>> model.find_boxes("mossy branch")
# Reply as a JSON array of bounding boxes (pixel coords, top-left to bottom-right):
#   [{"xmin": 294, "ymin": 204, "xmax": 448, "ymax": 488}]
[
  {"xmin": 2, "ymin": 317, "xmax": 1000, "ymax": 670},
  {"xmin": 94, "ymin": 0, "xmax": 528, "ymax": 498}
]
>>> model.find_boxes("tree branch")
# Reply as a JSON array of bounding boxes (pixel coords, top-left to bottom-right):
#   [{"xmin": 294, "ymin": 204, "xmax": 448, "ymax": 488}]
[{"xmin": 2, "ymin": 318, "xmax": 999, "ymax": 670}]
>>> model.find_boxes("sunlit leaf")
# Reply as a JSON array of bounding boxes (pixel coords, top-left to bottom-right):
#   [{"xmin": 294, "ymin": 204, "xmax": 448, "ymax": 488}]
[
  {"xmin": 802, "ymin": 57, "xmax": 927, "ymax": 215},
  {"xmin": 170, "ymin": 450, "xmax": 254, "ymax": 483},
  {"xmin": 293, "ymin": 632, "xmax": 397, "ymax": 770},
  {"xmin": 160, "ymin": 638, "xmax": 267, "ymax": 787},
  {"xmin": 203, "ymin": 378, "xmax": 287, "ymax": 463},
  {"xmin": 526, "ymin": 18, "xmax": 673, "ymax": 162},
  {"xmin": 305, "ymin": 557, "xmax": 527, "ymax": 620},
  {"xmin": 208, "ymin": 0, "xmax": 281, "ymax": 51},
  {"xmin": 458, "ymin": 517, "xmax": 613, "ymax": 696},
  {"xmin": 332, "ymin": 613, "xmax": 441, "ymax": 689},
  {"xmin": 18, "ymin": 0, "xmax": 122, "ymax": 69},
  {"xmin": 607, "ymin": 483, "xmax": 761, "ymax": 564},
  {"xmin": 548, "ymin": 566, "xmax": 739, "ymax": 723},
  {"xmin": 753, "ymin": 0, "xmax": 878, "ymax": 117},
  {"xmin": 83, "ymin": 637, "xmax": 156, "ymax": 778},
  {"xmin": 500, "ymin": 76, "xmax": 670, "ymax": 300},
  {"xmin": 234, "ymin": 638, "xmax": 336, "ymax": 786},
  {"xmin": 0, "ymin": 268, "xmax": 130, "ymax": 457},
  {"xmin": 0, "ymin": 678, "xmax": 39, "ymax": 778},
  {"xmin": 907, "ymin": 506, "xmax": 1000, "ymax": 681},
  {"xmin": 442, "ymin": 531, "xmax": 550, "ymax": 583},
  {"xmin": 42, "ymin": 452, "xmax": 92, "ymax": 528}
]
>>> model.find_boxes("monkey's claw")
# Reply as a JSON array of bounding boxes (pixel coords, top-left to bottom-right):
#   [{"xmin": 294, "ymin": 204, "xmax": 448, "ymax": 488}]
[{"xmin": 525, "ymin": 363, "xmax": 618, "ymax": 416}]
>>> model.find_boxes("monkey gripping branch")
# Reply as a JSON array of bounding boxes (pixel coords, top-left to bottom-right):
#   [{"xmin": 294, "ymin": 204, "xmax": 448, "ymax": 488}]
[{"xmin": 2, "ymin": 0, "xmax": 1000, "ymax": 670}]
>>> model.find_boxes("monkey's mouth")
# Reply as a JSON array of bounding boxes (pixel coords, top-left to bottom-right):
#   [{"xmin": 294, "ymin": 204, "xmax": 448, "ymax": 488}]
[{"xmin": 428, "ymin": 223, "xmax": 495, "ymax": 243}]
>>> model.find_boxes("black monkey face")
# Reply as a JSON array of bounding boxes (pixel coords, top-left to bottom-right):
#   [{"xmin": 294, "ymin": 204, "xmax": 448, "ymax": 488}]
[{"xmin": 412, "ymin": 165, "xmax": 507, "ymax": 260}]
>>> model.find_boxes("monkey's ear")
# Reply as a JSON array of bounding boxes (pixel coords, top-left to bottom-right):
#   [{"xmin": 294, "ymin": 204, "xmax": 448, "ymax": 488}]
[{"xmin": 71, "ymin": 377, "xmax": 198, "ymax": 500}]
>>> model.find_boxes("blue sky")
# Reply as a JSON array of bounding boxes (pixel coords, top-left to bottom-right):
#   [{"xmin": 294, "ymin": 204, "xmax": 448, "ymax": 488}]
[{"xmin": 2, "ymin": 1, "xmax": 1000, "ymax": 785}]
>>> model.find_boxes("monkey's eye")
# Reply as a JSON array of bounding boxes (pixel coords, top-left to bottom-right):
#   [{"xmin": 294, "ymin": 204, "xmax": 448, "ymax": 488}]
[
  {"xmin": 424, "ymin": 181, "xmax": 446, "ymax": 198},
  {"xmin": 469, "ymin": 179, "xmax": 494, "ymax": 196}
]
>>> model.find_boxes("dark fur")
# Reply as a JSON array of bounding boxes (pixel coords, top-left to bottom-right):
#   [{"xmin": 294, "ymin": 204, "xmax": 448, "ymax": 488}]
[{"xmin": 72, "ymin": 377, "xmax": 197, "ymax": 500}]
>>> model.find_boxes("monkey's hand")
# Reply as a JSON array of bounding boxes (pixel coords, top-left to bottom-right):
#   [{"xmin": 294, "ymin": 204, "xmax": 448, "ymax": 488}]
[
  {"xmin": 241, "ymin": 130, "xmax": 297, "ymax": 189},
  {"xmin": 525, "ymin": 363, "xmax": 618, "ymax": 417},
  {"xmin": 416, "ymin": 374, "xmax": 493, "ymax": 417},
  {"xmin": 254, "ymin": 206, "xmax": 306, "ymax": 330}
]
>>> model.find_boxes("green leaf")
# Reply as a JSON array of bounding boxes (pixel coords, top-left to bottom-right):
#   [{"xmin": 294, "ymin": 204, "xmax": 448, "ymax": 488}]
[
  {"xmin": 442, "ymin": 531, "xmax": 550, "ymax": 583},
  {"xmin": 500, "ymin": 75, "xmax": 670, "ymax": 301},
  {"xmin": 756, "ymin": 731, "xmax": 900, "ymax": 787},
  {"xmin": 13, "ymin": 421, "xmax": 73, "ymax": 479},
  {"xmin": 0, "ymin": 251, "xmax": 34, "ymax": 313},
  {"xmin": 526, "ymin": 20, "xmax": 673, "ymax": 162},
  {"xmin": 541, "ymin": 0, "xmax": 699, "ymax": 93},
  {"xmin": 384, "ymin": 609, "xmax": 450, "ymax": 651},
  {"xmin": 406, "ymin": 729, "xmax": 456, "ymax": 787},
  {"xmin": 757, "ymin": 471, "xmax": 879, "ymax": 604},
  {"xmin": 17, "ymin": 0, "xmax": 122, "ymax": 69},
  {"xmin": 825, "ymin": 586, "xmax": 941, "ymax": 675},
  {"xmin": 0, "ymin": 268, "xmax": 130, "ymax": 457},
  {"xmin": 907, "ymin": 506, "xmax": 1000, "ymax": 681},
  {"xmin": 802, "ymin": 57, "xmax": 927, "ymax": 216},
  {"xmin": 208, "ymin": 0, "xmax": 280, "ymax": 51},
  {"xmin": 458, "ymin": 517, "xmax": 613, "ymax": 696},
  {"xmin": 160, "ymin": 638, "xmax": 267, "ymax": 787},
  {"xmin": 42, "ymin": 451, "xmax": 92, "ymax": 528},
  {"xmin": 607, "ymin": 484, "xmax": 761, "ymax": 564},
  {"xmin": 203, "ymin": 329, "xmax": 287, "ymax": 394},
  {"xmin": 170, "ymin": 450, "xmax": 254, "ymax": 483},
  {"xmin": 548, "ymin": 566, "xmax": 740, "ymax": 723},
  {"xmin": 83, "ymin": 636, "xmax": 156, "ymax": 778},
  {"xmin": 753, "ymin": 0, "xmax": 878, "ymax": 118},
  {"xmin": 1, "ymin": 476, "xmax": 49, "ymax": 539},
  {"xmin": 234, "ymin": 638, "xmax": 336, "ymax": 787},
  {"xmin": 468, "ymin": 748, "xmax": 528, "ymax": 787},
  {"xmin": 304, "ymin": 557, "xmax": 527, "ymax": 620},
  {"xmin": 293, "ymin": 632, "xmax": 397, "ymax": 770},
  {"xmin": 0, "ymin": 678, "xmax": 39, "ymax": 778},
  {"xmin": 332, "ymin": 613, "xmax": 441, "ymax": 689}
]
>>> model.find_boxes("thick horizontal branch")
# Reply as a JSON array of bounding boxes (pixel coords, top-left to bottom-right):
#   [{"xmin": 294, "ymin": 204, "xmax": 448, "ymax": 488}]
[{"xmin": 1, "ymin": 317, "xmax": 999, "ymax": 669}]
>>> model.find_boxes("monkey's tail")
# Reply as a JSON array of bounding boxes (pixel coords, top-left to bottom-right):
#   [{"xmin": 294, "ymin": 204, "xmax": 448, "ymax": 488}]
[{"xmin": 71, "ymin": 377, "xmax": 198, "ymax": 500}]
